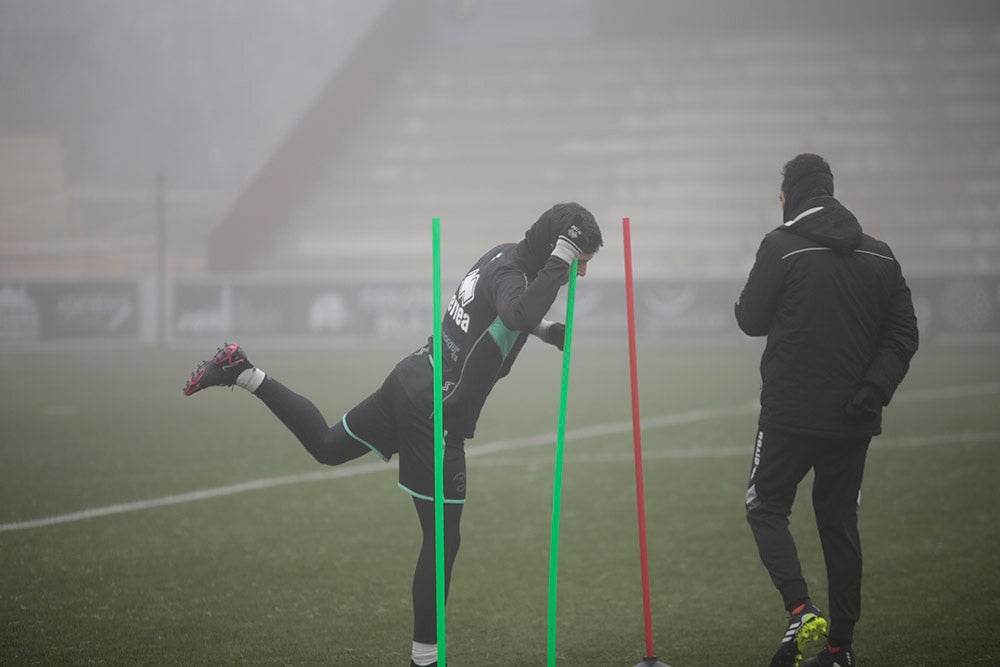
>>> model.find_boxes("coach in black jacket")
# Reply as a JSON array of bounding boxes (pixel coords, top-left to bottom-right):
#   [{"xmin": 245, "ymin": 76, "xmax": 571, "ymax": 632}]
[{"xmin": 735, "ymin": 154, "xmax": 918, "ymax": 667}]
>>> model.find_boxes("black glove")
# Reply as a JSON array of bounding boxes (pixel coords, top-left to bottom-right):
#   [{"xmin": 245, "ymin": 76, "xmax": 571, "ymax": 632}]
[
  {"xmin": 551, "ymin": 235, "xmax": 585, "ymax": 265},
  {"xmin": 551, "ymin": 216, "xmax": 600, "ymax": 264},
  {"xmin": 545, "ymin": 322, "xmax": 566, "ymax": 351},
  {"xmin": 845, "ymin": 384, "xmax": 883, "ymax": 419},
  {"xmin": 533, "ymin": 320, "xmax": 565, "ymax": 351}
]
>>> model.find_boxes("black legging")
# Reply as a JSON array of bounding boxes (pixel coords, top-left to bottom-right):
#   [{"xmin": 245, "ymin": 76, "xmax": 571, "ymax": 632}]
[
  {"xmin": 412, "ymin": 497, "xmax": 463, "ymax": 643},
  {"xmin": 253, "ymin": 375, "xmax": 464, "ymax": 644},
  {"xmin": 253, "ymin": 376, "xmax": 370, "ymax": 464}
]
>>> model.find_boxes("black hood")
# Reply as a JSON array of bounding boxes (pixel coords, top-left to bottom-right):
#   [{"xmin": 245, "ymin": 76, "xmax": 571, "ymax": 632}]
[
  {"xmin": 519, "ymin": 212, "xmax": 563, "ymax": 272},
  {"xmin": 782, "ymin": 164, "xmax": 834, "ymax": 221},
  {"xmin": 512, "ymin": 202, "xmax": 603, "ymax": 275},
  {"xmin": 781, "ymin": 196, "xmax": 863, "ymax": 253}
]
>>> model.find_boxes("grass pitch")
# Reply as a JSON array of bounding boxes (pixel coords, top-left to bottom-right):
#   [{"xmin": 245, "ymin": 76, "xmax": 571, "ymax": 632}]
[{"xmin": 1, "ymin": 337, "xmax": 998, "ymax": 665}]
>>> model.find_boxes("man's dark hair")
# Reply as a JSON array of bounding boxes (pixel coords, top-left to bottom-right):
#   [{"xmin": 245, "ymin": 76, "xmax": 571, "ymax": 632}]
[
  {"xmin": 781, "ymin": 153, "xmax": 833, "ymax": 195},
  {"xmin": 781, "ymin": 153, "xmax": 834, "ymax": 219}
]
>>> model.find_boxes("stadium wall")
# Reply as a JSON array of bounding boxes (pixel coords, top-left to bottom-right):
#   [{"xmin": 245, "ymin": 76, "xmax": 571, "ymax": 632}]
[{"xmin": 0, "ymin": 274, "xmax": 997, "ymax": 344}]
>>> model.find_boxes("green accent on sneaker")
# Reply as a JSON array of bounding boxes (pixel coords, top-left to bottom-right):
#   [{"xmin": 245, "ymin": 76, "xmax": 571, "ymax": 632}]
[
  {"xmin": 797, "ymin": 614, "xmax": 828, "ymax": 651},
  {"xmin": 771, "ymin": 609, "xmax": 830, "ymax": 667}
]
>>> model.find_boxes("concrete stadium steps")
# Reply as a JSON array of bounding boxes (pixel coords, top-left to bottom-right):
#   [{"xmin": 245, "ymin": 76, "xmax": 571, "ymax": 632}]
[
  {"xmin": 0, "ymin": 133, "xmax": 78, "ymax": 247},
  {"xmin": 268, "ymin": 24, "xmax": 1000, "ymax": 276}
]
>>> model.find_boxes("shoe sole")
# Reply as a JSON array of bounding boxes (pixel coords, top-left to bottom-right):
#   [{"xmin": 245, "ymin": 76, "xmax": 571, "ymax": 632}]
[
  {"xmin": 183, "ymin": 343, "xmax": 243, "ymax": 396},
  {"xmin": 794, "ymin": 614, "xmax": 829, "ymax": 667}
]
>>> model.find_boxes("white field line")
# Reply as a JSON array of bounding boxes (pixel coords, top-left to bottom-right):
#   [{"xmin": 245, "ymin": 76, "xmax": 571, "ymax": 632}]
[
  {"xmin": 892, "ymin": 381, "xmax": 1000, "ymax": 402},
  {"xmin": 0, "ymin": 464, "xmax": 386, "ymax": 533},
  {"xmin": 2, "ymin": 382, "xmax": 997, "ymax": 533},
  {"xmin": 473, "ymin": 430, "xmax": 1000, "ymax": 469}
]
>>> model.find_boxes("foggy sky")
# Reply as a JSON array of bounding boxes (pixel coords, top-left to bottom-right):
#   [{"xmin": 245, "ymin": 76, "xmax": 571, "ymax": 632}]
[{"xmin": 0, "ymin": 0, "xmax": 387, "ymax": 191}]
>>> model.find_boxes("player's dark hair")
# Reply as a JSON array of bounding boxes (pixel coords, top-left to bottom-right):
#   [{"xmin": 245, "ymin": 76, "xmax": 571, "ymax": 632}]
[
  {"xmin": 522, "ymin": 202, "xmax": 602, "ymax": 270},
  {"xmin": 539, "ymin": 202, "xmax": 603, "ymax": 252}
]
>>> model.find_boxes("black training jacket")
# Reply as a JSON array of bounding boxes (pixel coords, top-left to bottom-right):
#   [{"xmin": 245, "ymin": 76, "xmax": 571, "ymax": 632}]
[
  {"xmin": 735, "ymin": 196, "xmax": 919, "ymax": 437},
  {"xmin": 395, "ymin": 241, "xmax": 569, "ymax": 439}
]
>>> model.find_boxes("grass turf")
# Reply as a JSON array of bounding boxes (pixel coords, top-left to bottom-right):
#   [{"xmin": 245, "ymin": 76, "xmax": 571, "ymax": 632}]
[{"xmin": 1, "ymin": 338, "xmax": 998, "ymax": 665}]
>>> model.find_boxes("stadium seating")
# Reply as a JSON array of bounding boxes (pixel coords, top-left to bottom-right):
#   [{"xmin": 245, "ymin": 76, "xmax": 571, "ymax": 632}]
[
  {"xmin": 0, "ymin": 133, "xmax": 82, "ymax": 274},
  {"xmin": 0, "ymin": 131, "xmax": 225, "ymax": 277},
  {"xmin": 0, "ymin": 133, "xmax": 77, "ymax": 239},
  {"xmin": 267, "ymin": 24, "xmax": 1000, "ymax": 278}
]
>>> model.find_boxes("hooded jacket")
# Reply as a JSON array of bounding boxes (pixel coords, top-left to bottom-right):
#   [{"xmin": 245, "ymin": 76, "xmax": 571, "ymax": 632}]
[
  {"xmin": 735, "ymin": 196, "xmax": 919, "ymax": 437},
  {"xmin": 393, "ymin": 220, "xmax": 577, "ymax": 439}
]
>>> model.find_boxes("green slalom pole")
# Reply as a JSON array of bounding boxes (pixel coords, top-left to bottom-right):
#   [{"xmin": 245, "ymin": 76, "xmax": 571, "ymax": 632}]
[
  {"xmin": 547, "ymin": 259, "xmax": 579, "ymax": 667},
  {"xmin": 431, "ymin": 217, "xmax": 447, "ymax": 667}
]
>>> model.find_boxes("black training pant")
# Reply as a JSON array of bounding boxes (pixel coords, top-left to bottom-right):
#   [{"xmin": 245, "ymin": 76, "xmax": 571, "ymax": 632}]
[
  {"xmin": 745, "ymin": 426, "xmax": 870, "ymax": 646},
  {"xmin": 252, "ymin": 375, "xmax": 464, "ymax": 645}
]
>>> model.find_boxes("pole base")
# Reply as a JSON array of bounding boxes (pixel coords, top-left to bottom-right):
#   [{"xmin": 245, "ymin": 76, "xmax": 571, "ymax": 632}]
[{"xmin": 633, "ymin": 658, "xmax": 671, "ymax": 667}]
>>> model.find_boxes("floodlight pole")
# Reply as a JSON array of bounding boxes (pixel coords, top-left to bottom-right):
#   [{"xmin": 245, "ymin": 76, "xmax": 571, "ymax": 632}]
[
  {"xmin": 623, "ymin": 217, "xmax": 671, "ymax": 667},
  {"xmin": 156, "ymin": 169, "xmax": 167, "ymax": 347}
]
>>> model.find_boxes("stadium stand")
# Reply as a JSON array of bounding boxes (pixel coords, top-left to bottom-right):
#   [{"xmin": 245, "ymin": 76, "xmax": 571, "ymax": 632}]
[
  {"xmin": 0, "ymin": 133, "xmax": 75, "ymax": 244},
  {"xmin": 255, "ymin": 20, "xmax": 1000, "ymax": 279},
  {"xmin": 4, "ymin": 3, "xmax": 996, "ymax": 280},
  {"xmin": 0, "ymin": 136, "xmax": 211, "ymax": 277},
  {"xmin": 0, "ymin": 133, "xmax": 88, "ymax": 274}
]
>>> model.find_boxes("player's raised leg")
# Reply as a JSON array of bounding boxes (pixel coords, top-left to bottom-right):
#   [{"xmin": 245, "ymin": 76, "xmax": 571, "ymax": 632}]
[{"xmin": 182, "ymin": 342, "xmax": 374, "ymax": 465}]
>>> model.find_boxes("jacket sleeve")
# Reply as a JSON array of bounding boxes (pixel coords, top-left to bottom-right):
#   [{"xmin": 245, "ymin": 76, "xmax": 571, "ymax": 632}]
[
  {"xmin": 495, "ymin": 257, "xmax": 569, "ymax": 332},
  {"xmin": 735, "ymin": 236, "xmax": 785, "ymax": 337},
  {"xmin": 863, "ymin": 266, "xmax": 919, "ymax": 404}
]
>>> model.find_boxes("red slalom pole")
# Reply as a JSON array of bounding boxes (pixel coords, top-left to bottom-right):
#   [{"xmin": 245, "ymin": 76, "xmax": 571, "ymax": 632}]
[{"xmin": 623, "ymin": 217, "xmax": 670, "ymax": 667}]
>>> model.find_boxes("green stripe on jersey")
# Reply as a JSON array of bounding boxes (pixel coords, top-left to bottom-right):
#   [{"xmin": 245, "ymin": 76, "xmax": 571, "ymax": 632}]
[{"xmin": 488, "ymin": 316, "xmax": 519, "ymax": 360}]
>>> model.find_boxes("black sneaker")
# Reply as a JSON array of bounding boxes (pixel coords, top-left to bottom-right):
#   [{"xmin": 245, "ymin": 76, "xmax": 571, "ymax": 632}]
[
  {"xmin": 803, "ymin": 644, "xmax": 856, "ymax": 667},
  {"xmin": 183, "ymin": 343, "xmax": 252, "ymax": 396},
  {"xmin": 769, "ymin": 601, "xmax": 828, "ymax": 667}
]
